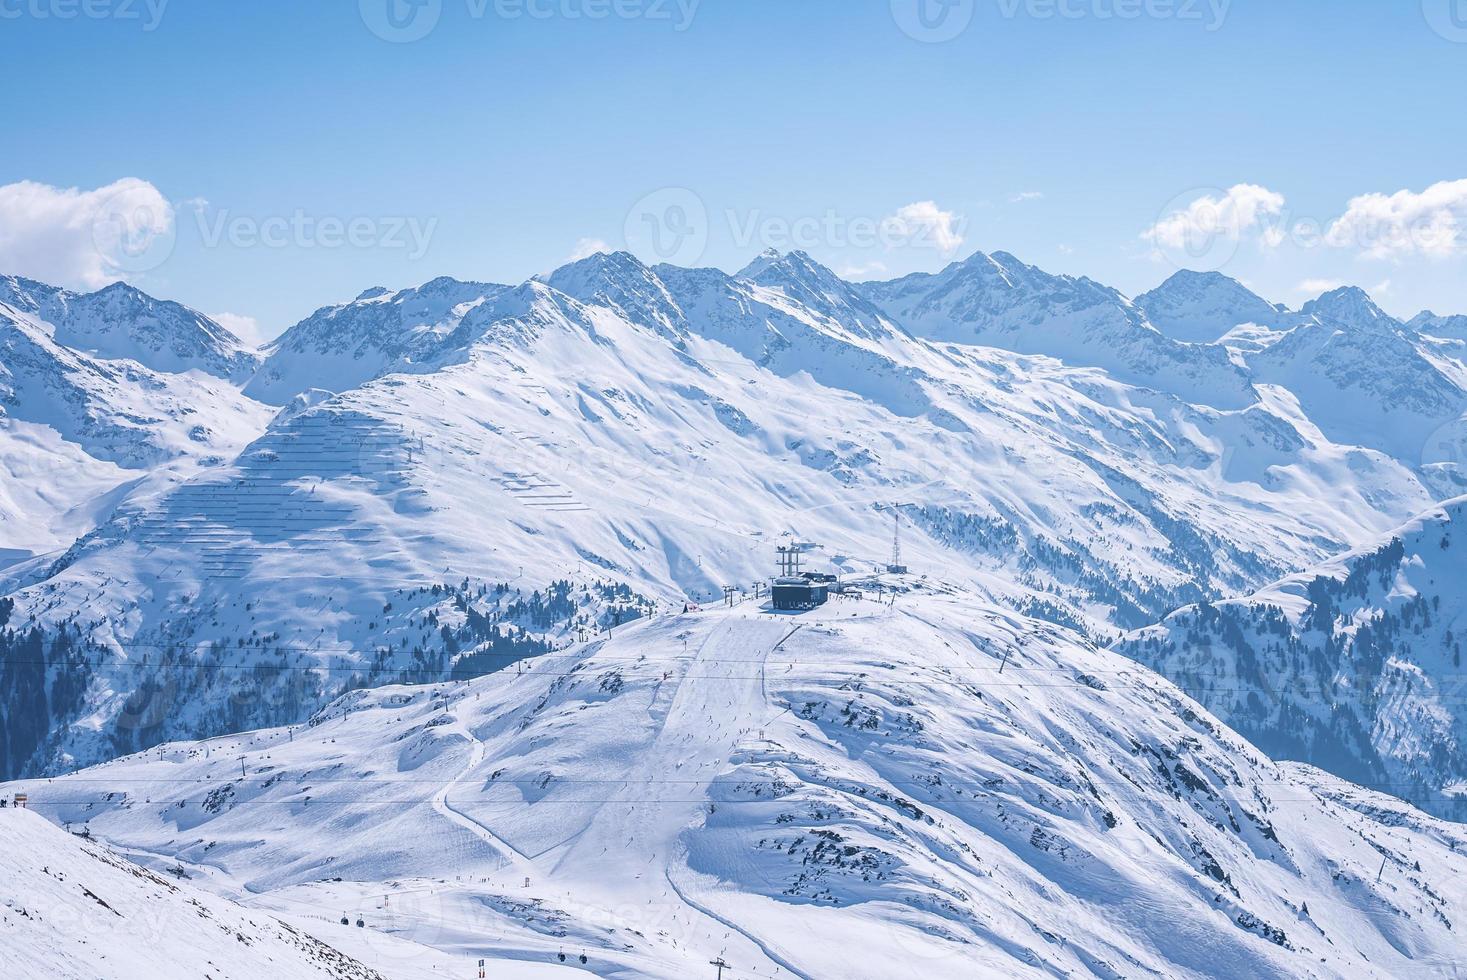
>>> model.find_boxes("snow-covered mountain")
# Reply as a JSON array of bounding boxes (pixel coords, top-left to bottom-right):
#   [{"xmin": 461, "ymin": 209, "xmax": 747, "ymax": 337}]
[
  {"xmin": 4, "ymin": 251, "xmax": 1453, "ymax": 779},
  {"xmin": 244, "ymin": 276, "xmax": 511, "ymax": 404},
  {"xmin": 0, "ymin": 296, "xmax": 272, "ymax": 569},
  {"xmin": 1116, "ymin": 495, "xmax": 1467, "ymax": 822},
  {"xmin": 1246, "ymin": 287, "xmax": 1467, "ymax": 478},
  {"xmin": 7, "ymin": 250, "xmax": 1467, "ymax": 974},
  {"xmin": 1134, "ymin": 270, "xmax": 1288, "ymax": 344},
  {"xmin": 0, "ymin": 276, "xmax": 260, "ymax": 382},
  {"xmin": 858, "ymin": 251, "xmax": 1256, "ymax": 408},
  {"xmin": 1409, "ymin": 310, "xmax": 1467, "ymax": 341},
  {"xmin": 9, "ymin": 590, "xmax": 1467, "ymax": 978}
]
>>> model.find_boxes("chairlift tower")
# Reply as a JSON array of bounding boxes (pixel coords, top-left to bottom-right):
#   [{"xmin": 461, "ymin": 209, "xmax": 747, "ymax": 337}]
[{"xmin": 776, "ymin": 544, "xmax": 803, "ymax": 578}]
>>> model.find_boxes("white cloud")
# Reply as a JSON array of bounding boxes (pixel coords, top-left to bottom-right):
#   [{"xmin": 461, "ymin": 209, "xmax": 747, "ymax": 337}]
[
  {"xmin": 567, "ymin": 237, "xmax": 612, "ymax": 262},
  {"xmin": 1296, "ymin": 278, "xmax": 1345, "ymax": 295},
  {"xmin": 1057, "ymin": 244, "xmax": 1074, "ymax": 255},
  {"xmin": 0, "ymin": 178, "xmax": 175, "ymax": 289},
  {"xmin": 884, "ymin": 201, "xmax": 966, "ymax": 253},
  {"xmin": 211, "ymin": 312, "xmax": 271, "ymax": 348},
  {"xmin": 1142, "ymin": 183, "xmax": 1287, "ymax": 252},
  {"xmin": 1326, "ymin": 179, "xmax": 1467, "ymax": 258},
  {"xmin": 1010, "ymin": 191, "xmax": 1045, "ymax": 203},
  {"xmin": 1372, "ymin": 278, "xmax": 1393, "ymax": 296}
]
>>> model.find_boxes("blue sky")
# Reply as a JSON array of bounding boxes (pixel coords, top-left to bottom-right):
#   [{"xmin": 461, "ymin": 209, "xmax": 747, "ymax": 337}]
[{"xmin": 1, "ymin": 0, "xmax": 1465, "ymax": 340}]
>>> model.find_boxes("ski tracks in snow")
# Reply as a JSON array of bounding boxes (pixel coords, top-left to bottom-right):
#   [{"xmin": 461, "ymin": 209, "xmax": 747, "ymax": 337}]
[{"xmin": 431, "ymin": 720, "xmax": 529, "ymax": 870}]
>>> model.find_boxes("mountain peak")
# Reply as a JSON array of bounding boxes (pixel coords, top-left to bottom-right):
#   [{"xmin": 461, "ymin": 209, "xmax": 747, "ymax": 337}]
[
  {"xmin": 735, "ymin": 247, "xmax": 788, "ymax": 281},
  {"xmin": 0, "ymin": 275, "xmax": 259, "ymax": 381},
  {"xmin": 1135, "ymin": 269, "xmax": 1280, "ymax": 343},
  {"xmin": 737, "ymin": 248, "xmax": 846, "ymax": 288},
  {"xmin": 1408, "ymin": 309, "xmax": 1467, "ymax": 340},
  {"xmin": 1302, "ymin": 286, "xmax": 1393, "ymax": 329},
  {"xmin": 542, "ymin": 250, "xmax": 684, "ymax": 339}
]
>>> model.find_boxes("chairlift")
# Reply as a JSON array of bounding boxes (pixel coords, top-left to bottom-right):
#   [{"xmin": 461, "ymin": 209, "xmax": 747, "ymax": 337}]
[
  {"xmin": 356, "ymin": 917, "xmax": 365, "ymax": 928},
  {"xmin": 340, "ymin": 914, "xmax": 349, "ymax": 926}
]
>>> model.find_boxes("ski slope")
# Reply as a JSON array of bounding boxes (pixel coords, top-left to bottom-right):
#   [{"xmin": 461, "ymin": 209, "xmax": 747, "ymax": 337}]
[
  {"xmin": 10, "ymin": 586, "xmax": 1467, "ymax": 978},
  {"xmin": 0, "ymin": 807, "xmax": 389, "ymax": 979}
]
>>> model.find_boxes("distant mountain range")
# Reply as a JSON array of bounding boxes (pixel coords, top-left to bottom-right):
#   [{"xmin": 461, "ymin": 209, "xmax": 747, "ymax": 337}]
[{"xmin": 3, "ymin": 247, "xmax": 1467, "ymax": 802}]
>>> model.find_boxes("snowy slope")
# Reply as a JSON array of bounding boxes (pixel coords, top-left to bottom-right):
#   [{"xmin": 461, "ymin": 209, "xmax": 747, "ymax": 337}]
[
  {"xmin": 858, "ymin": 251, "xmax": 1256, "ymax": 409},
  {"xmin": 0, "ymin": 276, "xmax": 260, "ymax": 382},
  {"xmin": 1134, "ymin": 270, "xmax": 1289, "ymax": 344},
  {"xmin": 9, "ymin": 588, "xmax": 1467, "ymax": 979},
  {"xmin": 0, "ymin": 807, "xmax": 390, "ymax": 980},
  {"xmin": 2, "ymin": 255, "xmax": 1450, "ymax": 778},
  {"xmin": 1116, "ymin": 495, "xmax": 1467, "ymax": 822}
]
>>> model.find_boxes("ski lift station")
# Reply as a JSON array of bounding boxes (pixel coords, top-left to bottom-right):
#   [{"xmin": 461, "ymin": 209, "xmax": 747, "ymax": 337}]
[{"xmin": 771, "ymin": 543, "xmax": 832, "ymax": 611}]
